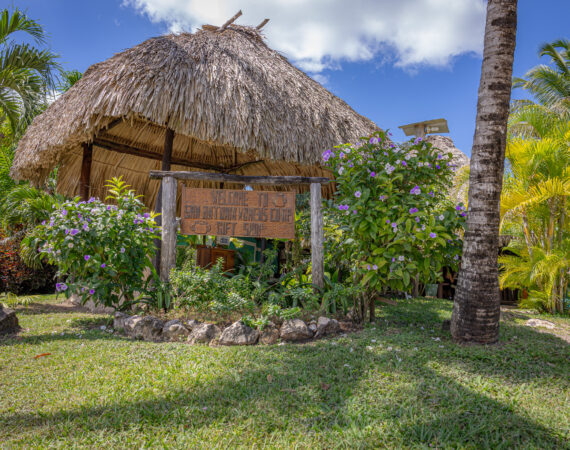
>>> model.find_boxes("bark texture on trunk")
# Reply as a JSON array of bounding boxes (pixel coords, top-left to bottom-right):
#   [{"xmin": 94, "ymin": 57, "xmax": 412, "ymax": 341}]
[{"xmin": 451, "ymin": 0, "xmax": 517, "ymax": 344}]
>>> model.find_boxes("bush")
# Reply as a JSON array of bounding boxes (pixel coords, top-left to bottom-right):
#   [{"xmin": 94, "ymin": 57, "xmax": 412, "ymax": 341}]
[
  {"xmin": 323, "ymin": 131, "xmax": 466, "ymax": 294},
  {"xmin": 0, "ymin": 231, "xmax": 56, "ymax": 294},
  {"xmin": 170, "ymin": 259, "xmax": 255, "ymax": 315},
  {"xmin": 30, "ymin": 178, "xmax": 159, "ymax": 309}
]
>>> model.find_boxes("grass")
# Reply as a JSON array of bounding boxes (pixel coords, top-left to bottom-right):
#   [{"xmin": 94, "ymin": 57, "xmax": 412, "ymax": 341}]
[{"xmin": 1, "ymin": 295, "xmax": 569, "ymax": 448}]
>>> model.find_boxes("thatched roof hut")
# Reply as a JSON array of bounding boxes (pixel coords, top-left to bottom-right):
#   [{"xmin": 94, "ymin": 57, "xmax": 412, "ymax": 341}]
[{"xmin": 11, "ymin": 23, "xmax": 378, "ymax": 208}]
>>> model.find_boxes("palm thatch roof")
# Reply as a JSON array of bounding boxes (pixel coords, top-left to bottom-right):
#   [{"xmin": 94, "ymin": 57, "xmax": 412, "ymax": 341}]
[
  {"xmin": 11, "ymin": 23, "xmax": 379, "ymax": 208},
  {"xmin": 424, "ymin": 135, "xmax": 469, "ymax": 168}
]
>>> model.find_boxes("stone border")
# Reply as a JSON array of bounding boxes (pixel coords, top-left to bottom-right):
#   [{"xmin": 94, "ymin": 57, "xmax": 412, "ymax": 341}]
[{"xmin": 113, "ymin": 312, "xmax": 347, "ymax": 346}]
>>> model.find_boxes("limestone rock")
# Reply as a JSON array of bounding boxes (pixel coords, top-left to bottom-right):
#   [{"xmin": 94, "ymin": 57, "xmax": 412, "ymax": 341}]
[
  {"xmin": 185, "ymin": 319, "xmax": 201, "ymax": 330},
  {"xmin": 525, "ymin": 319, "xmax": 555, "ymax": 329},
  {"xmin": 124, "ymin": 315, "xmax": 143, "ymax": 335},
  {"xmin": 0, "ymin": 305, "xmax": 20, "ymax": 335},
  {"xmin": 280, "ymin": 319, "xmax": 313, "ymax": 341},
  {"xmin": 188, "ymin": 323, "xmax": 221, "ymax": 344},
  {"xmin": 219, "ymin": 321, "xmax": 259, "ymax": 346},
  {"xmin": 315, "ymin": 316, "xmax": 340, "ymax": 337},
  {"xmin": 259, "ymin": 322, "xmax": 279, "ymax": 345},
  {"xmin": 113, "ymin": 311, "xmax": 129, "ymax": 332},
  {"xmin": 132, "ymin": 316, "xmax": 164, "ymax": 341},
  {"xmin": 163, "ymin": 319, "xmax": 190, "ymax": 341}
]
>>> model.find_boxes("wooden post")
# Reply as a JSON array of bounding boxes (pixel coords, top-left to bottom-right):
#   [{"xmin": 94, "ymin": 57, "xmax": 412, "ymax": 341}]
[
  {"xmin": 310, "ymin": 183, "xmax": 324, "ymax": 290},
  {"xmin": 153, "ymin": 128, "xmax": 175, "ymax": 271},
  {"xmin": 79, "ymin": 143, "xmax": 93, "ymax": 201},
  {"xmin": 160, "ymin": 176, "xmax": 177, "ymax": 282}
]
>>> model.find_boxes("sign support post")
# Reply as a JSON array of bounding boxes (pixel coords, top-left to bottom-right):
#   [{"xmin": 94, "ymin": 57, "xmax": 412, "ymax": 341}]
[
  {"xmin": 160, "ymin": 176, "xmax": 178, "ymax": 282},
  {"xmin": 310, "ymin": 183, "xmax": 324, "ymax": 290}
]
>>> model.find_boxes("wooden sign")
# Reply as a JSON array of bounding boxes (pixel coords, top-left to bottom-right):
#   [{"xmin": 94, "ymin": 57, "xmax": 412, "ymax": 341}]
[{"xmin": 181, "ymin": 188, "xmax": 295, "ymax": 239}]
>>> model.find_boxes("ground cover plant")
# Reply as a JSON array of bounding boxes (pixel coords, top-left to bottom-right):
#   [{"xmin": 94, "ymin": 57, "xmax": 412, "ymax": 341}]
[{"xmin": 1, "ymin": 294, "xmax": 568, "ymax": 448}]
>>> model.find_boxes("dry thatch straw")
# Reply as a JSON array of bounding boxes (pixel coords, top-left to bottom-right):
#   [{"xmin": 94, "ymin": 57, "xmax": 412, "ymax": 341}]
[{"xmin": 11, "ymin": 24, "xmax": 379, "ymax": 208}]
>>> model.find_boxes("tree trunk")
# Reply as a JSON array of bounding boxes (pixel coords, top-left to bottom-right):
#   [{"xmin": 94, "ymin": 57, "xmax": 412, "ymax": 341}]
[{"xmin": 451, "ymin": 0, "xmax": 518, "ymax": 344}]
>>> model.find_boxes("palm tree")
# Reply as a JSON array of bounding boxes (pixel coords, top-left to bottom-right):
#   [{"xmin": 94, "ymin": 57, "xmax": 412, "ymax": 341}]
[
  {"xmin": 513, "ymin": 39, "xmax": 569, "ymax": 112},
  {"xmin": 450, "ymin": 0, "xmax": 518, "ymax": 344},
  {"xmin": 0, "ymin": 8, "xmax": 60, "ymax": 134},
  {"xmin": 58, "ymin": 69, "xmax": 82, "ymax": 92}
]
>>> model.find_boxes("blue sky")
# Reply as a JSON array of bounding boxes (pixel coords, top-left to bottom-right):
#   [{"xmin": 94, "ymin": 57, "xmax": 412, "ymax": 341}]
[{"xmin": 9, "ymin": 0, "xmax": 570, "ymax": 156}]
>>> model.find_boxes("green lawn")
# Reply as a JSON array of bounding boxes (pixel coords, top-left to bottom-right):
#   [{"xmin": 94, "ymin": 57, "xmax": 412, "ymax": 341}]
[{"xmin": 1, "ymin": 296, "xmax": 569, "ymax": 449}]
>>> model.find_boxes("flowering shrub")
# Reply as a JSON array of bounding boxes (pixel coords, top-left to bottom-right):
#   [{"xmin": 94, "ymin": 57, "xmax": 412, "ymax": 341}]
[
  {"xmin": 323, "ymin": 131, "xmax": 466, "ymax": 294},
  {"xmin": 30, "ymin": 178, "xmax": 159, "ymax": 308}
]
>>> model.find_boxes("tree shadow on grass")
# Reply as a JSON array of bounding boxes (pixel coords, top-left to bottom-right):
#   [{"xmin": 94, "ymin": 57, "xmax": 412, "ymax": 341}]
[{"xmin": 1, "ymin": 334, "xmax": 567, "ymax": 448}]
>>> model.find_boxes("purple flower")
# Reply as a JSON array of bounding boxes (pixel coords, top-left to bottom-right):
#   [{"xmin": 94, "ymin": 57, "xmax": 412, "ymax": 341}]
[
  {"xmin": 354, "ymin": 191, "xmax": 361, "ymax": 198},
  {"xmin": 410, "ymin": 186, "xmax": 421, "ymax": 195},
  {"xmin": 352, "ymin": 210, "xmax": 357, "ymax": 214},
  {"xmin": 56, "ymin": 282, "xmax": 67, "ymax": 292},
  {"xmin": 413, "ymin": 137, "xmax": 423, "ymax": 145},
  {"xmin": 429, "ymin": 232, "xmax": 437, "ymax": 238},
  {"xmin": 386, "ymin": 219, "xmax": 390, "ymax": 224},
  {"xmin": 339, "ymin": 152, "xmax": 345, "ymax": 159},
  {"xmin": 456, "ymin": 205, "xmax": 463, "ymax": 211},
  {"xmin": 143, "ymin": 212, "xmax": 150, "ymax": 218},
  {"xmin": 415, "ymin": 217, "xmax": 420, "ymax": 223},
  {"xmin": 398, "ymin": 255, "xmax": 405, "ymax": 261},
  {"xmin": 428, "ymin": 191, "xmax": 435, "ymax": 197},
  {"xmin": 401, "ymin": 161, "xmax": 407, "ymax": 166},
  {"xmin": 392, "ymin": 257, "xmax": 395, "ymax": 262},
  {"xmin": 77, "ymin": 213, "xmax": 82, "ymax": 219},
  {"xmin": 409, "ymin": 207, "xmax": 418, "ymax": 214},
  {"xmin": 379, "ymin": 195, "xmax": 386, "ymax": 201},
  {"xmin": 322, "ymin": 149, "xmax": 332, "ymax": 162},
  {"xmin": 89, "ymin": 289, "xmax": 95, "ymax": 295},
  {"xmin": 100, "ymin": 263, "xmax": 106, "ymax": 268},
  {"xmin": 460, "ymin": 212, "xmax": 466, "ymax": 217},
  {"xmin": 41, "ymin": 220, "xmax": 46, "ymax": 226},
  {"xmin": 370, "ymin": 171, "xmax": 376, "ymax": 177},
  {"xmin": 64, "ymin": 229, "xmax": 70, "ymax": 235},
  {"xmin": 70, "ymin": 229, "xmax": 80, "ymax": 236},
  {"xmin": 436, "ymin": 164, "xmax": 441, "ymax": 169},
  {"xmin": 120, "ymin": 247, "xmax": 125, "ymax": 253},
  {"xmin": 82, "ymin": 223, "xmax": 89, "ymax": 231},
  {"xmin": 372, "ymin": 264, "xmax": 378, "ymax": 270},
  {"xmin": 88, "ymin": 197, "xmax": 96, "ymax": 203},
  {"xmin": 61, "ymin": 209, "xmax": 67, "ymax": 217},
  {"xmin": 367, "ymin": 264, "xmax": 371, "ymax": 270},
  {"xmin": 84, "ymin": 255, "xmax": 91, "ymax": 261},
  {"xmin": 106, "ymin": 205, "xmax": 112, "ymax": 211},
  {"xmin": 369, "ymin": 137, "xmax": 377, "ymax": 144},
  {"xmin": 391, "ymin": 222, "xmax": 397, "ymax": 228},
  {"xmin": 349, "ymin": 163, "xmax": 354, "ymax": 168}
]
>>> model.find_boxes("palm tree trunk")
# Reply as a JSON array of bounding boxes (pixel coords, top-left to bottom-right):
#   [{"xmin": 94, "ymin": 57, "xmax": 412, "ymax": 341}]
[{"xmin": 451, "ymin": 0, "xmax": 518, "ymax": 344}]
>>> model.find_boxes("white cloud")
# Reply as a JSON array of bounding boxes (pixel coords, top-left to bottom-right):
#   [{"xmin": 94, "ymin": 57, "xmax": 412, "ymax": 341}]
[{"xmin": 123, "ymin": 0, "xmax": 486, "ymax": 72}]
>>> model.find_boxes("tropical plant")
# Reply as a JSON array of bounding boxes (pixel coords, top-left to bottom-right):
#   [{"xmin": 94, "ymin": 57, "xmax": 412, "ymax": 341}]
[
  {"xmin": 451, "ymin": 0, "xmax": 518, "ymax": 344},
  {"xmin": 58, "ymin": 69, "xmax": 82, "ymax": 93},
  {"xmin": 29, "ymin": 178, "xmax": 159, "ymax": 309},
  {"xmin": 513, "ymin": 38, "xmax": 569, "ymax": 113},
  {"xmin": 324, "ymin": 130, "xmax": 465, "ymax": 321},
  {"xmin": 0, "ymin": 7, "xmax": 60, "ymax": 133},
  {"xmin": 498, "ymin": 105, "xmax": 569, "ymax": 313}
]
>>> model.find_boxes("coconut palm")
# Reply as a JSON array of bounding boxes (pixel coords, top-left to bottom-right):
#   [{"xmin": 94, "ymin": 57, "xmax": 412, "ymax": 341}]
[
  {"xmin": 450, "ymin": 0, "xmax": 518, "ymax": 344},
  {"xmin": 0, "ymin": 8, "xmax": 60, "ymax": 133},
  {"xmin": 513, "ymin": 39, "xmax": 570, "ymax": 112}
]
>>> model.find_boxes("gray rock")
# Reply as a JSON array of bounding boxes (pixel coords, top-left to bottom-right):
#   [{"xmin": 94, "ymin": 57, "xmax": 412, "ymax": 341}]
[
  {"xmin": 315, "ymin": 316, "xmax": 340, "ymax": 337},
  {"xmin": 185, "ymin": 319, "xmax": 201, "ymax": 330},
  {"xmin": 163, "ymin": 319, "xmax": 190, "ymax": 341},
  {"xmin": 308, "ymin": 323, "xmax": 317, "ymax": 334},
  {"xmin": 280, "ymin": 319, "xmax": 313, "ymax": 341},
  {"xmin": 259, "ymin": 322, "xmax": 279, "ymax": 345},
  {"xmin": 188, "ymin": 323, "xmax": 221, "ymax": 344},
  {"xmin": 113, "ymin": 312, "xmax": 129, "ymax": 332},
  {"xmin": 132, "ymin": 316, "xmax": 164, "ymax": 341},
  {"xmin": 525, "ymin": 319, "xmax": 555, "ymax": 329},
  {"xmin": 0, "ymin": 305, "xmax": 20, "ymax": 335},
  {"xmin": 124, "ymin": 315, "xmax": 143, "ymax": 335},
  {"xmin": 219, "ymin": 321, "xmax": 259, "ymax": 346}
]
